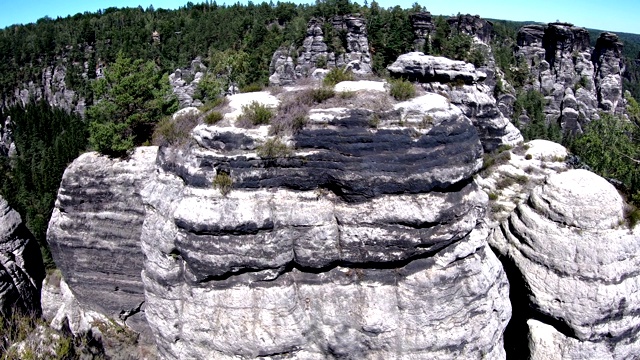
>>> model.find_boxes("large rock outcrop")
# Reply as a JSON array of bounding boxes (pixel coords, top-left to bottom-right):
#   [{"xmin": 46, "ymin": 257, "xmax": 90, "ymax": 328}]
[
  {"xmin": 410, "ymin": 12, "xmax": 435, "ymax": 51},
  {"xmin": 2, "ymin": 64, "xmax": 86, "ymax": 116},
  {"xmin": 0, "ymin": 196, "xmax": 45, "ymax": 316},
  {"xmin": 47, "ymin": 147, "xmax": 158, "ymax": 338},
  {"xmin": 388, "ymin": 52, "xmax": 523, "ymax": 152},
  {"xmin": 168, "ymin": 58, "xmax": 206, "ymax": 108},
  {"xmin": 0, "ymin": 116, "xmax": 15, "ymax": 157},
  {"xmin": 515, "ymin": 23, "xmax": 625, "ymax": 133},
  {"xmin": 139, "ymin": 88, "xmax": 511, "ymax": 358},
  {"xmin": 269, "ymin": 15, "xmax": 372, "ymax": 85},
  {"xmin": 490, "ymin": 169, "xmax": 640, "ymax": 359}
]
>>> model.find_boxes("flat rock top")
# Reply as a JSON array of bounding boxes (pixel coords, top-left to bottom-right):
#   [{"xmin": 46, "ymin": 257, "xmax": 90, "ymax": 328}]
[
  {"xmin": 524, "ymin": 139, "xmax": 568, "ymax": 161},
  {"xmin": 225, "ymin": 91, "xmax": 280, "ymax": 121},
  {"xmin": 334, "ymin": 80, "xmax": 386, "ymax": 93},
  {"xmin": 531, "ymin": 169, "xmax": 624, "ymax": 230}
]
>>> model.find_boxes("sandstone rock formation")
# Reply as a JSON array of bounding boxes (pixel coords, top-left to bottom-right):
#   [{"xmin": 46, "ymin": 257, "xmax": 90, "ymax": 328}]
[
  {"xmin": 47, "ymin": 147, "xmax": 158, "ymax": 338},
  {"xmin": 2, "ymin": 64, "xmax": 86, "ymax": 116},
  {"xmin": 133, "ymin": 86, "xmax": 512, "ymax": 358},
  {"xmin": 489, "ymin": 169, "xmax": 640, "ymax": 359},
  {"xmin": 410, "ymin": 12, "xmax": 435, "ymax": 51},
  {"xmin": 515, "ymin": 23, "xmax": 626, "ymax": 133},
  {"xmin": 447, "ymin": 14, "xmax": 493, "ymax": 45},
  {"xmin": 0, "ymin": 196, "xmax": 45, "ymax": 316},
  {"xmin": 388, "ymin": 52, "xmax": 523, "ymax": 152},
  {"xmin": 269, "ymin": 15, "xmax": 372, "ymax": 85},
  {"xmin": 169, "ymin": 58, "xmax": 206, "ymax": 108},
  {"xmin": 0, "ymin": 116, "xmax": 15, "ymax": 157}
]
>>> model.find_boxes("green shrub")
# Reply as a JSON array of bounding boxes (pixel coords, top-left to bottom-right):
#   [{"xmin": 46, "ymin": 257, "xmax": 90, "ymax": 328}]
[
  {"xmin": 369, "ymin": 114, "xmax": 381, "ymax": 128},
  {"xmin": 152, "ymin": 111, "xmax": 200, "ymax": 146},
  {"xmin": 212, "ymin": 172, "xmax": 233, "ymax": 196},
  {"xmin": 257, "ymin": 138, "xmax": 292, "ymax": 158},
  {"xmin": 338, "ymin": 91, "xmax": 356, "ymax": 99},
  {"xmin": 198, "ymin": 96, "xmax": 227, "ymax": 113},
  {"xmin": 488, "ymin": 192, "xmax": 499, "ymax": 201},
  {"xmin": 390, "ymin": 78, "xmax": 416, "ymax": 101},
  {"xmin": 311, "ymin": 87, "xmax": 335, "ymax": 103},
  {"xmin": 270, "ymin": 92, "xmax": 310, "ymax": 136},
  {"xmin": 316, "ymin": 55, "xmax": 328, "ymax": 69},
  {"xmin": 323, "ymin": 67, "xmax": 353, "ymax": 86},
  {"xmin": 240, "ymin": 83, "xmax": 263, "ymax": 93},
  {"xmin": 204, "ymin": 111, "xmax": 224, "ymax": 125},
  {"xmin": 238, "ymin": 101, "xmax": 273, "ymax": 127}
]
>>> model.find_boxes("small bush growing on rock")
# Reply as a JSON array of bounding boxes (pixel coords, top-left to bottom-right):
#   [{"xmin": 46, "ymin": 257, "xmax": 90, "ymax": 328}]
[
  {"xmin": 390, "ymin": 78, "xmax": 416, "ymax": 101},
  {"xmin": 198, "ymin": 96, "xmax": 227, "ymax": 113},
  {"xmin": 339, "ymin": 91, "xmax": 356, "ymax": 99},
  {"xmin": 204, "ymin": 111, "xmax": 224, "ymax": 125},
  {"xmin": 488, "ymin": 192, "xmax": 499, "ymax": 201},
  {"xmin": 152, "ymin": 110, "xmax": 200, "ymax": 146},
  {"xmin": 257, "ymin": 138, "xmax": 292, "ymax": 159},
  {"xmin": 369, "ymin": 114, "xmax": 381, "ymax": 128},
  {"xmin": 270, "ymin": 92, "xmax": 311, "ymax": 136},
  {"xmin": 238, "ymin": 101, "xmax": 273, "ymax": 127},
  {"xmin": 212, "ymin": 172, "xmax": 233, "ymax": 196},
  {"xmin": 316, "ymin": 55, "xmax": 328, "ymax": 69},
  {"xmin": 240, "ymin": 83, "xmax": 263, "ymax": 93},
  {"xmin": 323, "ymin": 67, "xmax": 353, "ymax": 86},
  {"xmin": 311, "ymin": 87, "xmax": 336, "ymax": 103}
]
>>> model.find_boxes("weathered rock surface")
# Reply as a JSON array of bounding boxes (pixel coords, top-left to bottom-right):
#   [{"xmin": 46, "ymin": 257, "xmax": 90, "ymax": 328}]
[
  {"xmin": 270, "ymin": 15, "xmax": 372, "ymax": 85},
  {"xmin": 515, "ymin": 23, "xmax": 626, "ymax": 133},
  {"xmin": 2, "ymin": 64, "xmax": 86, "ymax": 116},
  {"xmin": 139, "ymin": 88, "xmax": 511, "ymax": 358},
  {"xmin": 0, "ymin": 116, "xmax": 15, "ymax": 157},
  {"xmin": 447, "ymin": 14, "xmax": 493, "ymax": 44},
  {"xmin": 489, "ymin": 169, "xmax": 640, "ymax": 359},
  {"xmin": 388, "ymin": 52, "xmax": 523, "ymax": 152},
  {"xmin": 168, "ymin": 58, "xmax": 206, "ymax": 108},
  {"xmin": 410, "ymin": 12, "xmax": 435, "ymax": 51},
  {"xmin": 47, "ymin": 147, "xmax": 159, "ymax": 338},
  {"xmin": 0, "ymin": 196, "xmax": 45, "ymax": 316}
]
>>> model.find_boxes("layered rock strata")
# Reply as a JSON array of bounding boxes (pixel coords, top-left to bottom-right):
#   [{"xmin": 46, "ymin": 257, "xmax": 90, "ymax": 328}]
[
  {"xmin": 515, "ymin": 23, "xmax": 625, "ymax": 133},
  {"xmin": 140, "ymin": 89, "xmax": 511, "ymax": 358},
  {"xmin": 269, "ymin": 14, "xmax": 372, "ymax": 85},
  {"xmin": 0, "ymin": 196, "xmax": 45, "ymax": 316},
  {"xmin": 489, "ymin": 169, "xmax": 640, "ymax": 359},
  {"xmin": 47, "ymin": 147, "xmax": 158, "ymax": 337},
  {"xmin": 388, "ymin": 52, "xmax": 523, "ymax": 152}
]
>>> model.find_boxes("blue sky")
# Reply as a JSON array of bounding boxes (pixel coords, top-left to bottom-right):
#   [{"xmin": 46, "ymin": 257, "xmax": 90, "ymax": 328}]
[{"xmin": 1, "ymin": 0, "xmax": 638, "ymax": 34}]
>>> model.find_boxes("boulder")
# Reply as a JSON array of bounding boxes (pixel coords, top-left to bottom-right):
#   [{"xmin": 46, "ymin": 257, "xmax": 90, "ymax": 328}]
[
  {"xmin": 388, "ymin": 53, "xmax": 523, "ymax": 152},
  {"xmin": 387, "ymin": 52, "xmax": 485, "ymax": 84},
  {"xmin": 0, "ymin": 196, "xmax": 45, "ymax": 316}
]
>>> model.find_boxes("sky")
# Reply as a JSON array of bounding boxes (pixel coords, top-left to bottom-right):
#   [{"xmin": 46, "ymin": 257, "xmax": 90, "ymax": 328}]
[{"xmin": 1, "ymin": 0, "xmax": 638, "ymax": 34}]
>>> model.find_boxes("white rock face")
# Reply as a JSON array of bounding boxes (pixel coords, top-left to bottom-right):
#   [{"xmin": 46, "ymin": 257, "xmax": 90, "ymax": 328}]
[
  {"xmin": 489, "ymin": 169, "xmax": 640, "ymax": 358},
  {"xmin": 0, "ymin": 196, "xmax": 45, "ymax": 316}
]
